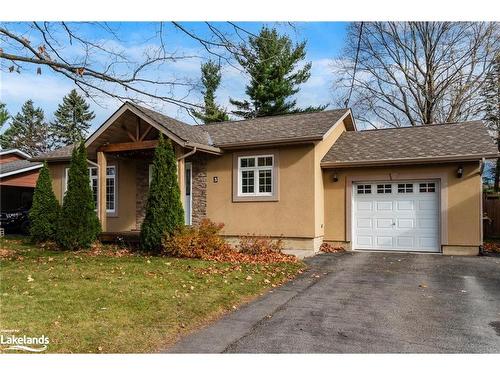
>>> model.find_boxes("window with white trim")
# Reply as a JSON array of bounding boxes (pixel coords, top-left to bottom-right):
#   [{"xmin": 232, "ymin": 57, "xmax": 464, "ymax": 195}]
[
  {"xmin": 357, "ymin": 184, "xmax": 372, "ymax": 194},
  {"xmin": 419, "ymin": 182, "xmax": 436, "ymax": 193},
  {"xmin": 237, "ymin": 155, "xmax": 274, "ymax": 196},
  {"xmin": 377, "ymin": 184, "xmax": 392, "ymax": 194},
  {"xmin": 64, "ymin": 166, "xmax": 116, "ymax": 213},
  {"xmin": 105, "ymin": 166, "xmax": 116, "ymax": 213},
  {"xmin": 397, "ymin": 183, "xmax": 414, "ymax": 193}
]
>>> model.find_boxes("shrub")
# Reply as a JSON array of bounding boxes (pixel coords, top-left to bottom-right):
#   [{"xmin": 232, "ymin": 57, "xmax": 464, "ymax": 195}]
[
  {"xmin": 141, "ymin": 134, "xmax": 184, "ymax": 253},
  {"xmin": 29, "ymin": 162, "xmax": 60, "ymax": 243},
  {"xmin": 162, "ymin": 219, "xmax": 231, "ymax": 258},
  {"xmin": 163, "ymin": 220, "xmax": 297, "ymax": 264},
  {"xmin": 237, "ymin": 235, "xmax": 284, "ymax": 255},
  {"xmin": 57, "ymin": 142, "xmax": 101, "ymax": 250}
]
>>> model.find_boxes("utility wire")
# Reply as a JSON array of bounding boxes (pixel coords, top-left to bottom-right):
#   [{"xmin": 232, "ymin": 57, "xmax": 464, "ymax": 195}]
[{"xmin": 345, "ymin": 22, "xmax": 364, "ymax": 108}]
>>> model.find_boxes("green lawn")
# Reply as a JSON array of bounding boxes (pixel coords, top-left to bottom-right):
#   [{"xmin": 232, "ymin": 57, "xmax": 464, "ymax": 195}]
[{"xmin": 0, "ymin": 236, "xmax": 304, "ymax": 353}]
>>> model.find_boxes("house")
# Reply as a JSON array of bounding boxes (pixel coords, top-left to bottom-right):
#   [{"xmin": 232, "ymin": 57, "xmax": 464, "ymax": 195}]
[
  {"xmin": 33, "ymin": 102, "xmax": 498, "ymax": 256},
  {"xmin": 0, "ymin": 149, "xmax": 42, "ymax": 211}
]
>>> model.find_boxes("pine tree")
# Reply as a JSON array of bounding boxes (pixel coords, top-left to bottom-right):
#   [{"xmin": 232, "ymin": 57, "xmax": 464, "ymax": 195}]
[
  {"xmin": 57, "ymin": 142, "xmax": 101, "ymax": 250},
  {"xmin": 230, "ymin": 27, "xmax": 326, "ymax": 119},
  {"xmin": 191, "ymin": 61, "xmax": 229, "ymax": 124},
  {"xmin": 482, "ymin": 53, "xmax": 500, "ymax": 191},
  {"xmin": 0, "ymin": 100, "xmax": 53, "ymax": 155},
  {"xmin": 51, "ymin": 89, "xmax": 95, "ymax": 145},
  {"xmin": 0, "ymin": 102, "xmax": 8, "ymax": 130},
  {"xmin": 29, "ymin": 162, "xmax": 60, "ymax": 243},
  {"xmin": 140, "ymin": 134, "xmax": 184, "ymax": 252}
]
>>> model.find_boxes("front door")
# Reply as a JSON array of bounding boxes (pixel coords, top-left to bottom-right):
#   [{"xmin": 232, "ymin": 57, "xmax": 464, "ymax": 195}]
[{"xmin": 185, "ymin": 162, "xmax": 192, "ymax": 225}]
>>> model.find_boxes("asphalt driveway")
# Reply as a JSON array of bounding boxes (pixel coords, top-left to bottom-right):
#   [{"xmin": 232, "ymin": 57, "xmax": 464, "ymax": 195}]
[{"xmin": 168, "ymin": 252, "xmax": 500, "ymax": 353}]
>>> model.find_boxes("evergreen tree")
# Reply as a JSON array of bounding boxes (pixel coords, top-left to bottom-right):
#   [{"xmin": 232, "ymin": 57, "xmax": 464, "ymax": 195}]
[
  {"xmin": 57, "ymin": 142, "xmax": 101, "ymax": 250},
  {"xmin": 29, "ymin": 162, "xmax": 60, "ymax": 242},
  {"xmin": 191, "ymin": 61, "xmax": 229, "ymax": 123},
  {"xmin": 0, "ymin": 102, "xmax": 8, "ymax": 130},
  {"xmin": 0, "ymin": 100, "xmax": 53, "ymax": 155},
  {"xmin": 140, "ymin": 134, "xmax": 184, "ymax": 252},
  {"xmin": 482, "ymin": 53, "xmax": 500, "ymax": 191},
  {"xmin": 230, "ymin": 27, "xmax": 326, "ymax": 119},
  {"xmin": 51, "ymin": 89, "xmax": 95, "ymax": 145}
]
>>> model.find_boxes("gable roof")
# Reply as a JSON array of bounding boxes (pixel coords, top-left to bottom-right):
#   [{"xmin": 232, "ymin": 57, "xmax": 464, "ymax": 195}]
[
  {"xmin": 0, "ymin": 159, "xmax": 42, "ymax": 178},
  {"xmin": 36, "ymin": 102, "xmax": 354, "ymax": 161},
  {"xmin": 0, "ymin": 148, "xmax": 31, "ymax": 159},
  {"xmin": 126, "ymin": 102, "xmax": 214, "ymax": 147},
  {"xmin": 200, "ymin": 109, "xmax": 354, "ymax": 148},
  {"xmin": 321, "ymin": 120, "xmax": 498, "ymax": 167}
]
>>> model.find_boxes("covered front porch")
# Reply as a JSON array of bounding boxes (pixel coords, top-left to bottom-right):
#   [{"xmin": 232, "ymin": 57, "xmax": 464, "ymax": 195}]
[{"xmin": 84, "ymin": 102, "xmax": 220, "ymax": 237}]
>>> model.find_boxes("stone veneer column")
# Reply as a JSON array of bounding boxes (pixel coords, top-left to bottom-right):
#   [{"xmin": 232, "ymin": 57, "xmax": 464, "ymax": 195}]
[{"xmin": 188, "ymin": 153, "xmax": 208, "ymax": 226}]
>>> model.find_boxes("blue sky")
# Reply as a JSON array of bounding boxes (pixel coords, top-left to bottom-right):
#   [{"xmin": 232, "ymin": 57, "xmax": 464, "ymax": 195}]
[{"xmin": 0, "ymin": 22, "xmax": 348, "ymax": 133}]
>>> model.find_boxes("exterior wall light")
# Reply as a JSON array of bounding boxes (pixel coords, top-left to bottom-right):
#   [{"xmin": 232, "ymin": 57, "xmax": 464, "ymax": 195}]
[
  {"xmin": 332, "ymin": 172, "xmax": 338, "ymax": 182},
  {"xmin": 457, "ymin": 166, "xmax": 464, "ymax": 178}
]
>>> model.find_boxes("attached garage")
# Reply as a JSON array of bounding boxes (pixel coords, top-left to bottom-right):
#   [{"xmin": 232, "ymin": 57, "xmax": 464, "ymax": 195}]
[{"xmin": 352, "ymin": 181, "xmax": 440, "ymax": 252}]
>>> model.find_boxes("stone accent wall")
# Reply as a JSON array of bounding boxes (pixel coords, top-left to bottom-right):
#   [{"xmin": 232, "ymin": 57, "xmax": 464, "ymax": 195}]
[
  {"xmin": 188, "ymin": 153, "xmax": 208, "ymax": 226},
  {"xmin": 135, "ymin": 160, "xmax": 150, "ymax": 230}
]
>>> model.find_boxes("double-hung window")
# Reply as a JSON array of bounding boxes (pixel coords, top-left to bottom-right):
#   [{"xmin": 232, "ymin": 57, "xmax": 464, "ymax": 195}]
[{"xmin": 238, "ymin": 155, "xmax": 274, "ymax": 197}]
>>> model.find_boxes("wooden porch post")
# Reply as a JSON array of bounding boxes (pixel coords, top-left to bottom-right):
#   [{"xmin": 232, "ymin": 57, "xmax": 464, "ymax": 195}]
[{"xmin": 97, "ymin": 151, "xmax": 107, "ymax": 232}]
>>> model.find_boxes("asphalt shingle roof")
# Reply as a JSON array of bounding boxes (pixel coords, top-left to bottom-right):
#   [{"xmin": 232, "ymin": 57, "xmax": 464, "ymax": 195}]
[
  {"xmin": 31, "ymin": 144, "xmax": 75, "ymax": 162},
  {"xmin": 321, "ymin": 121, "xmax": 498, "ymax": 166},
  {"xmin": 200, "ymin": 109, "xmax": 350, "ymax": 147},
  {"xmin": 0, "ymin": 159, "xmax": 42, "ymax": 176}
]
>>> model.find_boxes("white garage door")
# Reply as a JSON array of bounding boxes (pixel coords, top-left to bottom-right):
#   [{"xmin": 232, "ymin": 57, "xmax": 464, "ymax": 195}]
[{"xmin": 352, "ymin": 181, "xmax": 440, "ymax": 253}]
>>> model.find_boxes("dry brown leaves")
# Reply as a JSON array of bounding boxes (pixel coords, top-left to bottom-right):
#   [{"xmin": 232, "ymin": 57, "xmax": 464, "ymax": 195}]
[
  {"xmin": 483, "ymin": 242, "xmax": 500, "ymax": 254},
  {"xmin": 319, "ymin": 242, "xmax": 345, "ymax": 253}
]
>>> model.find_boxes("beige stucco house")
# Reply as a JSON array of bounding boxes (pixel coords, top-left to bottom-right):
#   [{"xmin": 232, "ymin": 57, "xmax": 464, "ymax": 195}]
[{"xmin": 33, "ymin": 102, "xmax": 498, "ymax": 256}]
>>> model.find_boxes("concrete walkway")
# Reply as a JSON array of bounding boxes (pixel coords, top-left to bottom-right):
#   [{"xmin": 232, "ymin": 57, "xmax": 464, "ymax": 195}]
[{"xmin": 168, "ymin": 252, "xmax": 500, "ymax": 353}]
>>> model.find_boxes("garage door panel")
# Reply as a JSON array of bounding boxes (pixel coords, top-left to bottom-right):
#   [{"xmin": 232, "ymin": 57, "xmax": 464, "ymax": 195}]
[
  {"xmin": 376, "ymin": 201, "xmax": 393, "ymax": 210},
  {"xmin": 353, "ymin": 181, "xmax": 439, "ymax": 253}
]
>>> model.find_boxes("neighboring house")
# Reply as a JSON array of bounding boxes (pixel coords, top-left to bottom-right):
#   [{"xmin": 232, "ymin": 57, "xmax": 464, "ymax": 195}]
[
  {"xmin": 33, "ymin": 102, "xmax": 498, "ymax": 256},
  {"xmin": 0, "ymin": 149, "xmax": 42, "ymax": 211}
]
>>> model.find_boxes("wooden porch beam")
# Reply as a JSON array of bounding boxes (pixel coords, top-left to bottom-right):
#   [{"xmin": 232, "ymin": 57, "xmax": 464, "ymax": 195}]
[
  {"xmin": 139, "ymin": 125, "xmax": 153, "ymax": 141},
  {"xmin": 97, "ymin": 140, "xmax": 159, "ymax": 153}
]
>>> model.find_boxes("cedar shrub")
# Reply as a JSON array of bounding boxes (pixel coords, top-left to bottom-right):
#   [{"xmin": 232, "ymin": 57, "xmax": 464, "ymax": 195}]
[
  {"xmin": 57, "ymin": 142, "xmax": 101, "ymax": 250},
  {"xmin": 29, "ymin": 161, "xmax": 60, "ymax": 242},
  {"xmin": 140, "ymin": 134, "xmax": 184, "ymax": 252}
]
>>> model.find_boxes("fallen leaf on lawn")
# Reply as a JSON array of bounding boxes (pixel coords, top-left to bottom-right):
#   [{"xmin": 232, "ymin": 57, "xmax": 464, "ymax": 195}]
[
  {"xmin": 98, "ymin": 346, "xmax": 103, "ymax": 351},
  {"xmin": 264, "ymin": 279, "xmax": 270, "ymax": 284},
  {"xmin": 232, "ymin": 305, "xmax": 237, "ymax": 310},
  {"xmin": 27, "ymin": 275, "xmax": 34, "ymax": 282},
  {"xmin": 147, "ymin": 260, "xmax": 151, "ymax": 264},
  {"xmin": 190, "ymin": 285, "xmax": 195, "ymax": 290},
  {"xmin": 246, "ymin": 275, "xmax": 253, "ymax": 280}
]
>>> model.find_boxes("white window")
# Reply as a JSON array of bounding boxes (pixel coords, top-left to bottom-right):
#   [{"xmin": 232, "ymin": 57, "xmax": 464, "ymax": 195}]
[
  {"xmin": 64, "ymin": 165, "xmax": 116, "ymax": 214},
  {"xmin": 357, "ymin": 184, "xmax": 372, "ymax": 194},
  {"xmin": 398, "ymin": 183, "xmax": 414, "ymax": 193},
  {"xmin": 419, "ymin": 182, "xmax": 436, "ymax": 193},
  {"xmin": 89, "ymin": 167, "xmax": 98, "ymax": 209},
  {"xmin": 237, "ymin": 155, "xmax": 274, "ymax": 197},
  {"xmin": 377, "ymin": 184, "xmax": 392, "ymax": 194},
  {"xmin": 105, "ymin": 166, "xmax": 116, "ymax": 213}
]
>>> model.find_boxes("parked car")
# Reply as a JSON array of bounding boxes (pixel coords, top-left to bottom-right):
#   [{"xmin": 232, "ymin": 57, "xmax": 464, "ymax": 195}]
[{"xmin": 0, "ymin": 207, "xmax": 30, "ymax": 234}]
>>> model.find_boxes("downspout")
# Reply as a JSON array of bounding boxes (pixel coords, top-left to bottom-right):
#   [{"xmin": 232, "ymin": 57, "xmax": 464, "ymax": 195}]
[
  {"xmin": 177, "ymin": 146, "xmax": 197, "ymax": 161},
  {"xmin": 479, "ymin": 157, "xmax": 486, "ymax": 254}
]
